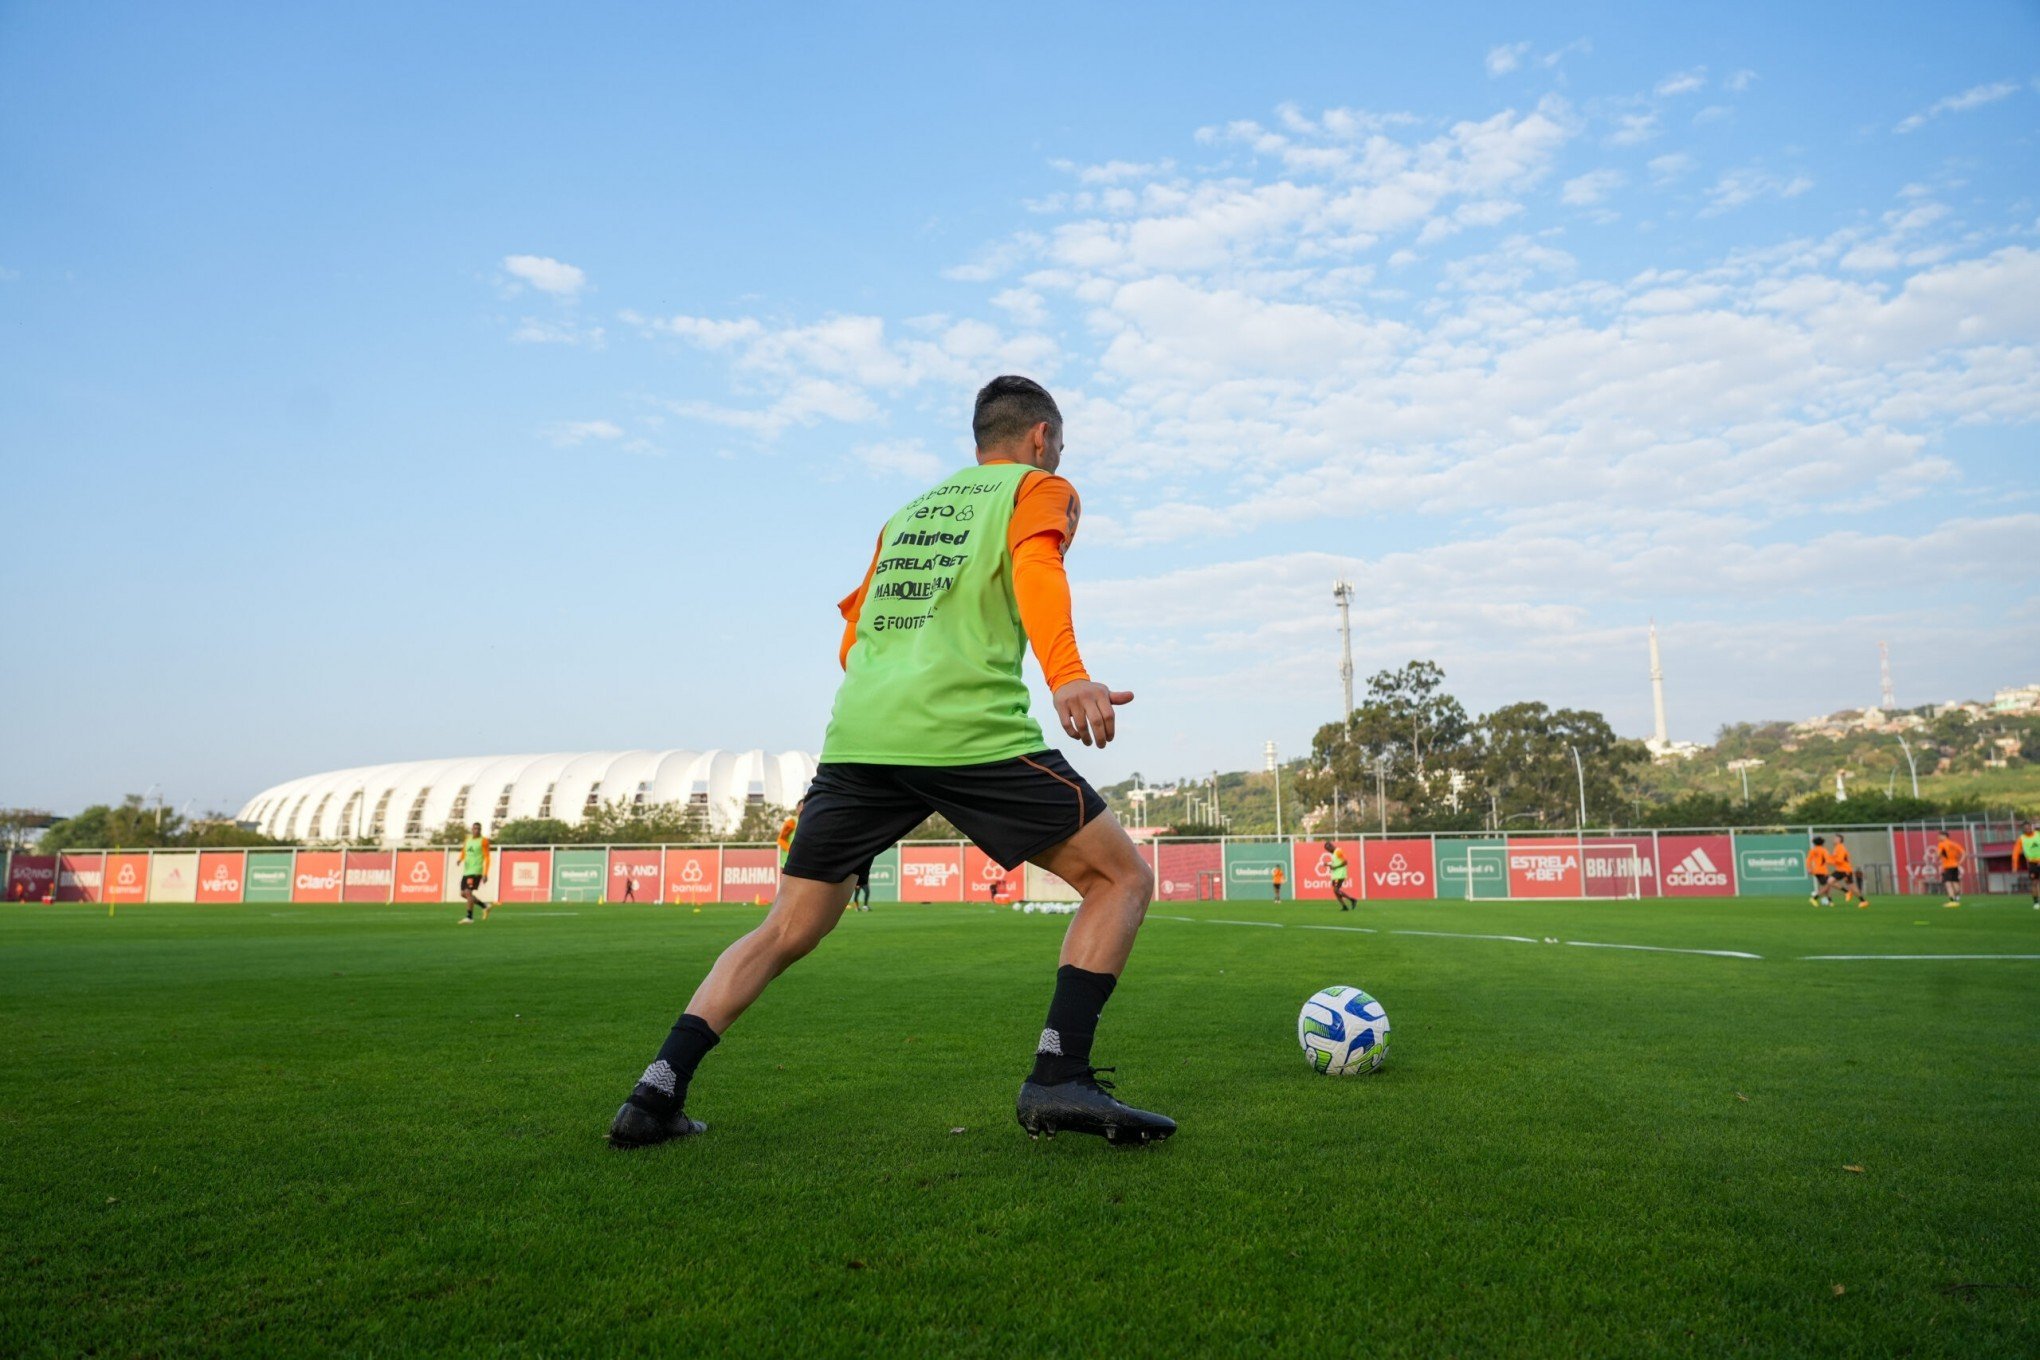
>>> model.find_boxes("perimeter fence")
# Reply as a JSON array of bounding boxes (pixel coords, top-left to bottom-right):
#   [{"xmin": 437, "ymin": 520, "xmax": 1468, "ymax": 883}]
[{"xmin": 4, "ymin": 817, "xmax": 2028, "ymax": 905}]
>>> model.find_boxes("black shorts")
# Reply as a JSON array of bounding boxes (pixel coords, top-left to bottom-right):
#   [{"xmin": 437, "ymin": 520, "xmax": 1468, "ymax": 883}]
[
  {"xmin": 1942, "ymin": 866, "xmax": 1962, "ymax": 883},
  {"xmin": 1810, "ymin": 872, "xmax": 1830, "ymax": 886},
  {"xmin": 460, "ymin": 874, "xmax": 483, "ymax": 893},
  {"xmin": 782, "ymin": 750, "xmax": 1108, "ymax": 887}
]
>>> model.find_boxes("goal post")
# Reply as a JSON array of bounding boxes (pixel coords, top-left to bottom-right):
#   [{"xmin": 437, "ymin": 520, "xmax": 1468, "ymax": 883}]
[{"xmin": 1452, "ymin": 838, "xmax": 1650, "ymax": 902}]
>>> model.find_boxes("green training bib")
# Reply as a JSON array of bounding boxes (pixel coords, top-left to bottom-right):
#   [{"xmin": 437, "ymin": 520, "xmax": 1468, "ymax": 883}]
[
  {"xmin": 821, "ymin": 463, "xmax": 1048, "ymax": 766},
  {"xmin": 463, "ymin": 838, "xmax": 485, "ymax": 874}
]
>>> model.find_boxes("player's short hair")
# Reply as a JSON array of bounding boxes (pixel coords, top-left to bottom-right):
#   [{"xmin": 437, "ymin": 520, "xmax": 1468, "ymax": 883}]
[
  {"xmin": 1812, "ymin": 836, "xmax": 1825, "ymax": 845},
  {"xmin": 972, "ymin": 375, "xmax": 1061, "ymax": 449}
]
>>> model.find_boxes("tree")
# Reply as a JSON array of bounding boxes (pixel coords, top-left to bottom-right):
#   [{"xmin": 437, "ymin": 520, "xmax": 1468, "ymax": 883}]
[
  {"xmin": 1479, "ymin": 703, "xmax": 1646, "ymax": 828},
  {"xmin": 39, "ymin": 796, "xmax": 186, "ymax": 852},
  {"xmin": 1295, "ymin": 661, "xmax": 1478, "ymax": 824}
]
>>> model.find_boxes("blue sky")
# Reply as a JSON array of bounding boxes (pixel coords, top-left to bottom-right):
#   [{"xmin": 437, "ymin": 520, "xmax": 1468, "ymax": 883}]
[{"xmin": 3, "ymin": 1, "xmax": 2038, "ymax": 817}]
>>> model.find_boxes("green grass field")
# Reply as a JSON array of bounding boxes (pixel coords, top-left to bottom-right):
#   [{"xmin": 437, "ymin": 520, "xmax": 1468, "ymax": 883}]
[{"xmin": 4, "ymin": 895, "xmax": 2036, "ymax": 1357}]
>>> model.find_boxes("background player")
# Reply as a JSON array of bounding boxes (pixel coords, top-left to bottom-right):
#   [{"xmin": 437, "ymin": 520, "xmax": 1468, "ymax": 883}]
[
  {"xmin": 1271, "ymin": 864, "xmax": 1285, "ymax": 902},
  {"xmin": 2015, "ymin": 822, "xmax": 2040, "ymax": 908},
  {"xmin": 1934, "ymin": 831, "xmax": 1964, "ymax": 906},
  {"xmin": 777, "ymin": 800, "xmax": 802, "ymax": 869},
  {"xmin": 457, "ymin": 822, "xmax": 490, "ymax": 923},
  {"xmin": 1324, "ymin": 843, "xmax": 1355, "ymax": 910},
  {"xmin": 1829, "ymin": 833, "xmax": 1871, "ymax": 909},
  {"xmin": 607, "ymin": 375, "xmax": 1172, "ymax": 1151},
  {"xmin": 1806, "ymin": 835, "xmax": 1831, "ymax": 907}
]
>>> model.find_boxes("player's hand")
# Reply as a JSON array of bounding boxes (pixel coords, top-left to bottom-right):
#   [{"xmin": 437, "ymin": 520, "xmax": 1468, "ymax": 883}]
[{"xmin": 1054, "ymin": 679, "xmax": 1134, "ymax": 749}]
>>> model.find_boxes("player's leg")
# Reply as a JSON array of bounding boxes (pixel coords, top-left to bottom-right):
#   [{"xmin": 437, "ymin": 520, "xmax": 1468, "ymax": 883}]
[
  {"xmin": 919, "ymin": 752, "xmax": 1174, "ymax": 1144},
  {"xmin": 459, "ymin": 874, "xmax": 480, "ymax": 921},
  {"xmin": 608, "ymin": 766, "xmax": 923, "ymax": 1149}
]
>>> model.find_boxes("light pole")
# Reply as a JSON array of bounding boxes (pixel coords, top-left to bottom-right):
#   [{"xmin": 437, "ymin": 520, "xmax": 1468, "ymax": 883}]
[
  {"xmin": 1375, "ymin": 754, "xmax": 1388, "ymax": 836},
  {"xmin": 1568, "ymin": 744, "xmax": 1587, "ymax": 830},
  {"xmin": 1895, "ymin": 733, "xmax": 1920, "ymax": 797},
  {"xmin": 1265, "ymin": 741, "xmax": 1284, "ymax": 838}
]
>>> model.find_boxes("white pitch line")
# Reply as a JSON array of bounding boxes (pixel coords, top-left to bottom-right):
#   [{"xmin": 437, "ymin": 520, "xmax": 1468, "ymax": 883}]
[
  {"xmin": 1799, "ymin": 953, "xmax": 2040, "ymax": 962},
  {"xmin": 1207, "ymin": 918, "xmax": 1285, "ymax": 928},
  {"xmin": 1297, "ymin": 924, "xmax": 1378, "ymax": 934},
  {"xmin": 1392, "ymin": 928, "xmax": 1540, "ymax": 945},
  {"xmin": 1566, "ymin": 940, "xmax": 1762, "ymax": 960}
]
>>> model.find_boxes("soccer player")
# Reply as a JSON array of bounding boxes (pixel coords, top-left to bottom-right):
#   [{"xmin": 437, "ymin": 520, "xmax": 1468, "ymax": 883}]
[
  {"xmin": 1829, "ymin": 833, "xmax": 1871, "ymax": 909},
  {"xmin": 457, "ymin": 823, "xmax": 491, "ymax": 923},
  {"xmin": 1806, "ymin": 836, "xmax": 1832, "ymax": 907},
  {"xmin": 1270, "ymin": 865, "xmax": 1285, "ymax": 902},
  {"xmin": 2014, "ymin": 822, "xmax": 2040, "ymax": 908},
  {"xmin": 1935, "ymin": 831, "xmax": 1964, "ymax": 907},
  {"xmin": 776, "ymin": 801, "xmax": 802, "ymax": 869},
  {"xmin": 1325, "ymin": 843, "xmax": 1355, "ymax": 911},
  {"xmin": 607, "ymin": 376, "xmax": 1173, "ymax": 1150}
]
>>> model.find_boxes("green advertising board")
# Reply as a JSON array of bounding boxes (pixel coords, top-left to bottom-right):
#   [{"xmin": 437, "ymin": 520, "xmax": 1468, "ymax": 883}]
[
  {"xmin": 244, "ymin": 851, "xmax": 295, "ymax": 903},
  {"xmin": 552, "ymin": 849, "xmax": 607, "ymax": 903},
  {"xmin": 1224, "ymin": 840, "xmax": 1291, "ymax": 899},
  {"xmin": 1433, "ymin": 838, "xmax": 1506, "ymax": 900},
  {"xmin": 1733, "ymin": 834, "xmax": 1808, "ymax": 895},
  {"xmin": 866, "ymin": 846, "xmax": 900, "ymax": 903}
]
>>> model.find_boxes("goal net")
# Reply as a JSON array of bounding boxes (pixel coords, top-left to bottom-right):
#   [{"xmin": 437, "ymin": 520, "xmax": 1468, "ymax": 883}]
[{"xmin": 1453, "ymin": 839, "xmax": 1649, "ymax": 902}]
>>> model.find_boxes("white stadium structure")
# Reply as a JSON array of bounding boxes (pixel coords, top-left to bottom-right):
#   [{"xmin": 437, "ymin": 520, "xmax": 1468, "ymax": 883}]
[{"xmin": 236, "ymin": 751, "xmax": 819, "ymax": 846}]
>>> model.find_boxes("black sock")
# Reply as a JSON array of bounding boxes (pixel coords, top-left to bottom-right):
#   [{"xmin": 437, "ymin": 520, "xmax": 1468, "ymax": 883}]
[
  {"xmin": 1029, "ymin": 965, "xmax": 1116, "ymax": 1086},
  {"xmin": 632, "ymin": 1013, "xmax": 719, "ymax": 1113}
]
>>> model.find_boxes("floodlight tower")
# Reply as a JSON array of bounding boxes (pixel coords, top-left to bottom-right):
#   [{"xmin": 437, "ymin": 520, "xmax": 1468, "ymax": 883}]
[
  {"xmin": 1879, "ymin": 640, "xmax": 1896, "ymax": 710},
  {"xmin": 1648, "ymin": 621, "xmax": 1669, "ymax": 747},
  {"xmin": 1333, "ymin": 581, "xmax": 1356, "ymax": 719}
]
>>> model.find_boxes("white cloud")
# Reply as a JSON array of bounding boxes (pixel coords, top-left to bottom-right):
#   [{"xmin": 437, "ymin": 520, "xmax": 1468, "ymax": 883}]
[
  {"xmin": 1647, "ymin": 153, "xmax": 1696, "ymax": 184},
  {"xmin": 1486, "ymin": 42, "xmax": 1530, "ymax": 76},
  {"xmin": 1894, "ymin": 80, "xmax": 2021, "ymax": 133},
  {"xmin": 1655, "ymin": 69, "xmax": 1706, "ymax": 97},
  {"xmin": 541, "ymin": 419, "xmax": 624, "ymax": 447},
  {"xmin": 502, "ymin": 254, "xmax": 587, "ymax": 298},
  {"xmin": 510, "ymin": 317, "xmax": 605, "ymax": 346},
  {"xmin": 1725, "ymin": 69, "xmax": 1757, "ymax": 93},
  {"xmin": 1606, "ymin": 112, "xmax": 1659, "ymax": 146},
  {"xmin": 1562, "ymin": 169, "xmax": 1625, "ymax": 206},
  {"xmin": 1702, "ymin": 167, "xmax": 1813, "ymax": 215},
  {"xmin": 854, "ymin": 440, "xmax": 947, "ymax": 479}
]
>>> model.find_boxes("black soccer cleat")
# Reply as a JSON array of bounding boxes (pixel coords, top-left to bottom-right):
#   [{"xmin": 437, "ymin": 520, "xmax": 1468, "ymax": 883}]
[
  {"xmin": 1016, "ymin": 1068, "xmax": 1176, "ymax": 1146},
  {"xmin": 607, "ymin": 1098, "xmax": 708, "ymax": 1150}
]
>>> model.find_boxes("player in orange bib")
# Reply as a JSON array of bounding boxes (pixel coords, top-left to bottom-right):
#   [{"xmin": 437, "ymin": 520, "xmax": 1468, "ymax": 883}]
[
  {"xmin": 1270, "ymin": 865, "xmax": 1286, "ymax": 902},
  {"xmin": 1805, "ymin": 837, "xmax": 1832, "ymax": 906},
  {"xmin": 1829, "ymin": 834, "xmax": 1871, "ymax": 909},
  {"xmin": 1934, "ymin": 832, "xmax": 1964, "ymax": 906}
]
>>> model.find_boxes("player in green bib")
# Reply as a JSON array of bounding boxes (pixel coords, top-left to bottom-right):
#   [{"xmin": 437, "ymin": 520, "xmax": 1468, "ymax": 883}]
[
  {"xmin": 2018, "ymin": 822, "xmax": 2040, "ymax": 907},
  {"xmin": 609, "ymin": 376, "xmax": 1173, "ymax": 1150},
  {"xmin": 1324, "ymin": 843, "xmax": 1355, "ymax": 911},
  {"xmin": 457, "ymin": 823, "xmax": 490, "ymax": 923}
]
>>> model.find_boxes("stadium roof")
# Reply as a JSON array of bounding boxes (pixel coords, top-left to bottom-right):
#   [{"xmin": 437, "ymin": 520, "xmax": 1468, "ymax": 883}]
[{"xmin": 236, "ymin": 750, "xmax": 818, "ymax": 847}]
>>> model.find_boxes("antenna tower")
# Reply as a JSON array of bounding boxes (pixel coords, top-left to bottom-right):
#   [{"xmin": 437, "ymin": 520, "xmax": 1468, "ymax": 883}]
[
  {"xmin": 1333, "ymin": 581, "xmax": 1356, "ymax": 718},
  {"xmin": 1879, "ymin": 641, "xmax": 1895, "ymax": 710}
]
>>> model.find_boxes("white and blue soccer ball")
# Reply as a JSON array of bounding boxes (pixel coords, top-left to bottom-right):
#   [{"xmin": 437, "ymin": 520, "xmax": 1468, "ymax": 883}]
[{"xmin": 1298, "ymin": 985, "xmax": 1390, "ymax": 1075}]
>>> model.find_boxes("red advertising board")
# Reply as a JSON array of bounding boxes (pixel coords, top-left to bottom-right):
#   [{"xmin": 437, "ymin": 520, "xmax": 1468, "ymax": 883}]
[
  {"xmin": 1361, "ymin": 839, "xmax": 1437, "ymax": 899},
  {"xmin": 393, "ymin": 851, "xmax": 448, "ymax": 903},
  {"xmin": 1507, "ymin": 839, "xmax": 1583, "ymax": 898},
  {"xmin": 5, "ymin": 854, "xmax": 55, "ymax": 901},
  {"xmin": 1291, "ymin": 839, "xmax": 1361, "ymax": 900},
  {"xmin": 106, "ymin": 852, "xmax": 150, "ymax": 904},
  {"xmin": 1894, "ymin": 829, "xmax": 1974, "ymax": 893},
  {"xmin": 963, "ymin": 848, "xmax": 1026, "ymax": 903},
  {"xmin": 293, "ymin": 851, "xmax": 344, "ymax": 903},
  {"xmin": 722, "ymin": 848, "xmax": 778, "ymax": 902},
  {"xmin": 665, "ymin": 848, "xmax": 721, "ymax": 903},
  {"xmin": 497, "ymin": 849, "xmax": 553, "ymax": 903},
  {"xmin": 58, "ymin": 852, "xmax": 103, "ymax": 902},
  {"xmin": 1155, "ymin": 842, "xmax": 1221, "ymax": 901},
  {"xmin": 608, "ymin": 849, "xmax": 664, "ymax": 903},
  {"xmin": 1658, "ymin": 834, "xmax": 1736, "ymax": 897},
  {"xmin": 1582, "ymin": 836, "xmax": 1657, "ymax": 899},
  {"xmin": 343, "ymin": 851, "xmax": 395, "ymax": 903},
  {"xmin": 196, "ymin": 851, "xmax": 246, "ymax": 903},
  {"xmin": 900, "ymin": 846, "xmax": 964, "ymax": 902}
]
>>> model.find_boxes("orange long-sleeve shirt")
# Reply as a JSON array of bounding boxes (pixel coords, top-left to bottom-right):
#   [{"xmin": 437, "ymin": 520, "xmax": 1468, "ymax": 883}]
[{"xmin": 836, "ymin": 463, "xmax": 1089, "ymax": 691}]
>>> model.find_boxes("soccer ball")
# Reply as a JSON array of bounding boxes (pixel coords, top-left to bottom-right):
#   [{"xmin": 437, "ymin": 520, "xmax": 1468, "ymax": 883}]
[{"xmin": 1298, "ymin": 986, "xmax": 1390, "ymax": 1075}]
